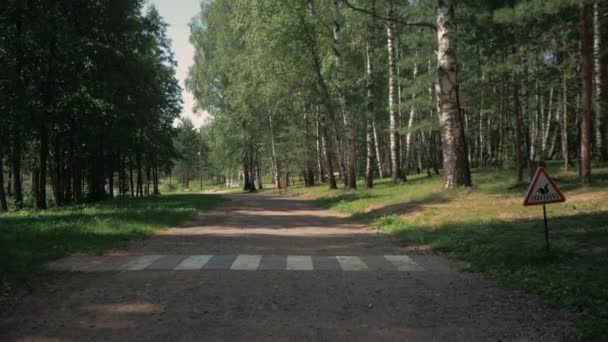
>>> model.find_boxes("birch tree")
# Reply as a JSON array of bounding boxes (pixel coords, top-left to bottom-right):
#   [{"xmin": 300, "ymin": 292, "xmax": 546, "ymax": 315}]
[
  {"xmin": 593, "ymin": 0, "xmax": 603, "ymax": 160},
  {"xmin": 579, "ymin": 0, "xmax": 593, "ymax": 185},
  {"xmin": 435, "ymin": 0, "xmax": 471, "ymax": 189}
]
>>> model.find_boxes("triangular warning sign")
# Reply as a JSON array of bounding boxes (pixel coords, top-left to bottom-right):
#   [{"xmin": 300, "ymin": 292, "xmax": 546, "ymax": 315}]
[{"xmin": 523, "ymin": 167, "xmax": 566, "ymax": 206}]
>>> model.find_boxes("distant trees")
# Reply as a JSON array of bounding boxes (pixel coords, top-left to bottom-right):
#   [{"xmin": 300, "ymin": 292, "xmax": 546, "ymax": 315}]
[
  {"xmin": 0, "ymin": 1, "xmax": 181, "ymax": 212},
  {"xmin": 187, "ymin": 0, "xmax": 605, "ymax": 192}
]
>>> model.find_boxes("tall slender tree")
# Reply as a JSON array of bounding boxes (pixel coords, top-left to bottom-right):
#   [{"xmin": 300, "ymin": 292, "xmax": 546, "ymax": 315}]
[{"xmin": 435, "ymin": 0, "xmax": 471, "ymax": 189}]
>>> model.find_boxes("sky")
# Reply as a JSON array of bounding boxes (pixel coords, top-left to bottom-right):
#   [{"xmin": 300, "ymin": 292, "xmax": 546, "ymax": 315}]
[{"xmin": 149, "ymin": 0, "xmax": 208, "ymax": 128}]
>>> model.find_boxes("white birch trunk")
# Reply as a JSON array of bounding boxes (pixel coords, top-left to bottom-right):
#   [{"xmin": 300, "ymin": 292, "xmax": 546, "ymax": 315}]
[
  {"xmin": 435, "ymin": 0, "xmax": 471, "ymax": 189},
  {"xmin": 542, "ymin": 86, "xmax": 554, "ymax": 158},
  {"xmin": 387, "ymin": 0, "xmax": 402, "ymax": 183},
  {"xmin": 593, "ymin": 0, "xmax": 603, "ymax": 159},
  {"xmin": 405, "ymin": 55, "xmax": 418, "ymax": 174},
  {"xmin": 365, "ymin": 0, "xmax": 377, "ymax": 188},
  {"xmin": 372, "ymin": 121, "xmax": 384, "ymax": 178},
  {"xmin": 268, "ymin": 112, "xmax": 280, "ymax": 189}
]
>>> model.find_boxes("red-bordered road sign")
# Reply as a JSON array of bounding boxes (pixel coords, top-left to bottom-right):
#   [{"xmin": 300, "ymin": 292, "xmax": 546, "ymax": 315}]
[{"xmin": 523, "ymin": 167, "xmax": 566, "ymax": 206}]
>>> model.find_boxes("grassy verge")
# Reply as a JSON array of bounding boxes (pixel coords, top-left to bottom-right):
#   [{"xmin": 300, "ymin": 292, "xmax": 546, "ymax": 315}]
[
  {"xmin": 0, "ymin": 194, "xmax": 224, "ymax": 285},
  {"xmin": 283, "ymin": 162, "xmax": 608, "ymax": 340}
]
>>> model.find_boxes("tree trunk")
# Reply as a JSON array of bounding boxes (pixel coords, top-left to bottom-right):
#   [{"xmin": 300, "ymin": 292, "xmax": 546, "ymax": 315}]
[
  {"xmin": 256, "ymin": 147, "xmax": 264, "ymax": 190},
  {"xmin": 12, "ymin": 136, "xmax": 23, "ymax": 209},
  {"xmin": 268, "ymin": 112, "xmax": 281, "ymax": 189},
  {"xmin": 137, "ymin": 153, "xmax": 143, "ymax": 197},
  {"xmin": 53, "ymin": 137, "xmax": 64, "ymax": 206},
  {"xmin": 517, "ymin": 48, "xmax": 531, "ymax": 181},
  {"xmin": 315, "ymin": 113, "xmax": 325, "ymax": 183},
  {"xmin": 73, "ymin": 158, "xmax": 82, "ymax": 204},
  {"xmin": 243, "ymin": 154, "xmax": 251, "ymax": 192},
  {"xmin": 365, "ymin": 0, "xmax": 376, "ymax": 189},
  {"xmin": 561, "ymin": 70, "xmax": 570, "ymax": 171},
  {"xmin": 373, "ymin": 121, "xmax": 384, "ymax": 178},
  {"xmin": 405, "ymin": 54, "xmax": 418, "ymax": 174},
  {"xmin": 593, "ymin": 0, "xmax": 603, "ymax": 160},
  {"xmin": 579, "ymin": 0, "xmax": 593, "ymax": 185},
  {"xmin": 6, "ymin": 168, "xmax": 12, "ymax": 197},
  {"xmin": 153, "ymin": 165, "xmax": 160, "ymax": 195},
  {"xmin": 145, "ymin": 162, "xmax": 151, "ymax": 196},
  {"xmin": 36, "ymin": 124, "xmax": 48, "ymax": 209},
  {"xmin": 387, "ymin": 0, "xmax": 403, "ymax": 184},
  {"xmin": 108, "ymin": 169, "xmax": 114, "ymax": 198},
  {"xmin": 301, "ymin": 10, "xmax": 337, "ymax": 190},
  {"xmin": 331, "ymin": 0, "xmax": 356, "ymax": 189},
  {"xmin": 542, "ymin": 86, "xmax": 554, "ymax": 158},
  {"xmin": 435, "ymin": 0, "xmax": 472, "ymax": 189},
  {"xmin": 248, "ymin": 146, "xmax": 257, "ymax": 192},
  {"xmin": 129, "ymin": 157, "xmax": 135, "ymax": 197},
  {"xmin": 532, "ymin": 69, "xmax": 541, "ymax": 161},
  {"xmin": 12, "ymin": 2, "xmax": 24, "ymax": 209},
  {"xmin": 0, "ymin": 154, "xmax": 7, "ymax": 212},
  {"xmin": 321, "ymin": 116, "xmax": 338, "ymax": 189}
]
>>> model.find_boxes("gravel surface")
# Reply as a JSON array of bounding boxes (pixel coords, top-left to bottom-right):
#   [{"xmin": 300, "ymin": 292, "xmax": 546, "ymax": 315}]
[{"xmin": 0, "ymin": 194, "xmax": 575, "ymax": 341}]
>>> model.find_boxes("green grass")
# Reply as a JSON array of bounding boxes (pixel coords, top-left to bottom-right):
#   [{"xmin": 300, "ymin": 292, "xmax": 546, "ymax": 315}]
[
  {"xmin": 284, "ymin": 162, "xmax": 608, "ymax": 340},
  {"xmin": 0, "ymin": 194, "xmax": 224, "ymax": 284}
]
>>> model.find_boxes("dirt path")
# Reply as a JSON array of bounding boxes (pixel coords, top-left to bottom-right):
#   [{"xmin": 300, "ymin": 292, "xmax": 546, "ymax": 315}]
[{"xmin": 0, "ymin": 194, "xmax": 573, "ymax": 341}]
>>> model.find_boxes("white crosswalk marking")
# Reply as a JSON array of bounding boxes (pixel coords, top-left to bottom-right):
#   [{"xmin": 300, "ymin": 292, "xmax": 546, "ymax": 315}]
[
  {"xmin": 174, "ymin": 255, "xmax": 213, "ymax": 270},
  {"xmin": 286, "ymin": 255, "xmax": 313, "ymax": 271},
  {"xmin": 119, "ymin": 255, "xmax": 163, "ymax": 271},
  {"xmin": 231, "ymin": 255, "xmax": 262, "ymax": 270},
  {"xmin": 384, "ymin": 255, "xmax": 420, "ymax": 271},
  {"xmin": 336, "ymin": 256, "xmax": 368, "ymax": 271},
  {"xmin": 49, "ymin": 254, "xmax": 423, "ymax": 272}
]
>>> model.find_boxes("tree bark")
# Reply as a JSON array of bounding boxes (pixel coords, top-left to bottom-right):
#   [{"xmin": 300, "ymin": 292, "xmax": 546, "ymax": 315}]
[
  {"xmin": 561, "ymin": 69, "xmax": 570, "ymax": 171},
  {"xmin": 331, "ymin": 0, "xmax": 356, "ymax": 189},
  {"xmin": 129, "ymin": 157, "xmax": 135, "ymax": 197},
  {"xmin": 518, "ymin": 48, "xmax": 531, "ymax": 180},
  {"xmin": 579, "ymin": 0, "xmax": 593, "ymax": 185},
  {"xmin": 542, "ymin": 86, "xmax": 554, "ymax": 158},
  {"xmin": 300, "ymin": 8, "xmax": 337, "ymax": 189},
  {"xmin": 405, "ymin": 53, "xmax": 418, "ymax": 174},
  {"xmin": 6, "ymin": 168, "xmax": 12, "ymax": 197},
  {"xmin": 12, "ymin": 136, "xmax": 23, "ymax": 209},
  {"xmin": 37, "ymin": 124, "xmax": 48, "ymax": 209},
  {"xmin": 268, "ymin": 112, "xmax": 281, "ymax": 189},
  {"xmin": 435, "ymin": 0, "xmax": 472, "ymax": 189},
  {"xmin": 137, "ymin": 153, "xmax": 144, "ymax": 197},
  {"xmin": 387, "ymin": 0, "xmax": 403, "ymax": 184},
  {"xmin": 365, "ymin": 0, "xmax": 376, "ymax": 189},
  {"xmin": 0, "ymin": 154, "xmax": 7, "ymax": 212},
  {"xmin": 372, "ymin": 121, "xmax": 384, "ymax": 178},
  {"xmin": 256, "ymin": 147, "xmax": 264, "ymax": 190},
  {"xmin": 593, "ymin": 0, "xmax": 603, "ymax": 159},
  {"xmin": 315, "ymin": 113, "xmax": 325, "ymax": 183}
]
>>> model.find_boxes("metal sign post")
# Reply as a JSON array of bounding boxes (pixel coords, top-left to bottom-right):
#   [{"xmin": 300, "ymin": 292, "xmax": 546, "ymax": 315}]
[
  {"xmin": 542, "ymin": 204, "xmax": 549, "ymax": 251},
  {"xmin": 523, "ymin": 167, "xmax": 566, "ymax": 252}
]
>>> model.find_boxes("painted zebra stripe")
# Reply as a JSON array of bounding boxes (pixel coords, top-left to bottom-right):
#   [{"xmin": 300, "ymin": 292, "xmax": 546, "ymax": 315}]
[
  {"xmin": 48, "ymin": 255, "xmax": 424, "ymax": 272},
  {"xmin": 286, "ymin": 255, "xmax": 313, "ymax": 271},
  {"xmin": 119, "ymin": 255, "xmax": 164, "ymax": 271},
  {"xmin": 231, "ymin": 255, "xmax": 262, "ymax": 270},
  {"xmin": 174, "ymin": 255, "xmax": 213, "ymax": 270},
  {"xmin": 384, "ymin": 255, "xmax": 421, "ymax": 271},
  {"xmin": 336, "ymin": 256, "xmax": 368, "ymax": 271}
]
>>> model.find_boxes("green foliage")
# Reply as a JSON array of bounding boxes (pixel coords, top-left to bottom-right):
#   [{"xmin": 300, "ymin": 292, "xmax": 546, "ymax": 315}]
[{"xmin": 0, "ymin": 0, "xmax": 182, "ymax": 207}]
